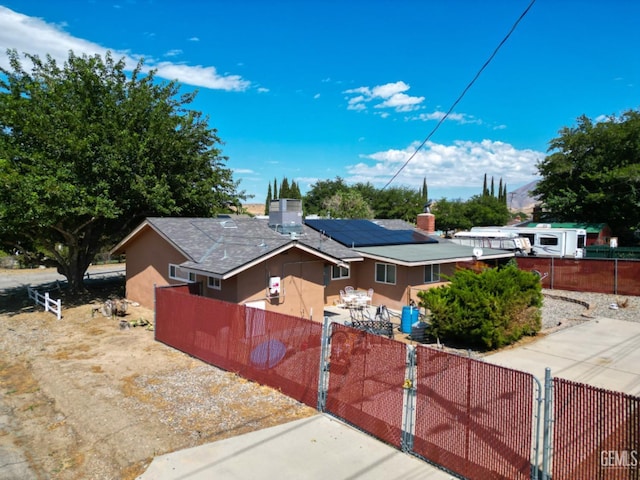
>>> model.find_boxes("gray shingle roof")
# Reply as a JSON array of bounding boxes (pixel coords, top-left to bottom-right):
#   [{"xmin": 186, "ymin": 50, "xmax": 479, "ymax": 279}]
[{"xmin": 143, "ymin": 217, "xmax": 361, "ymax": 278}]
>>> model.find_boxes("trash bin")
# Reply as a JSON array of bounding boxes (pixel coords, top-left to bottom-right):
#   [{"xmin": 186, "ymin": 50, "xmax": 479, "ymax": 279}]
[{"xmin": 400, "ymin": 306, "xmax": 419, "ymax": 334}]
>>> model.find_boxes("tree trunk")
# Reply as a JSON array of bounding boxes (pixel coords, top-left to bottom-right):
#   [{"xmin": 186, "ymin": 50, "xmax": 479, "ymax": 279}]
[{"xmin": 56, "ymin": 248, "xmax": 93, "ymax": 294}]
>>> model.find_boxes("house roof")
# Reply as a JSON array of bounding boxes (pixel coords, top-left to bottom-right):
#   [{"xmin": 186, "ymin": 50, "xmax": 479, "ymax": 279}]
[
  {"xmin": 354, "ymin": 242, "xmax": 514, "ymax": 266},
  {"xmin": 303, "ymin": 218, "xmax": 514, "ymax": 264},
  {"xmin": 111, "ymin": 217, "xmax": 362, "ymax": 280}
]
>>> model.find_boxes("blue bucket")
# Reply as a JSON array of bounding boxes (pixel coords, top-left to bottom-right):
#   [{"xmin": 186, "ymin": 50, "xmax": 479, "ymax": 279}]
[{"xmin": 400, "ymin": 306, "xmax": 419, "ymax": 334}]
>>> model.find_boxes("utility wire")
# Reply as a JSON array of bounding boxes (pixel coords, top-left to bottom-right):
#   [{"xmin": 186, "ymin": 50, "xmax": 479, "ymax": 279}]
[{"xmin": 381, "ymin": 0, "xmax": 537, "ymax": 191}]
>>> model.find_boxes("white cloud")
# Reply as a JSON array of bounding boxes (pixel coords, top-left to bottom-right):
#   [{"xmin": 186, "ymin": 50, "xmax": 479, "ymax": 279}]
[
  {"xmin": 410, "ymin": 110, "xmax": 481, "ymax": 125},
  {"xmin": 344, "ymin": 81, "xmax": 425, "ymax": 113},
  {"xmin": 0, "ymin": 6, "xmax": 250, "ymax": 91},
  {"xmin": 164, "ymin": 49, "xmax": 183, "ymax": 57},
  {"xmin": 188, "ymin": 37, "xmax": 200, "ymax": 42},
  {"xmin": 346, "ymin": 139, "xmax": 544, "ymax": 190},
  {"xmin": 234, "ymin": 168, "xmax": 255, "ymax": 174}
]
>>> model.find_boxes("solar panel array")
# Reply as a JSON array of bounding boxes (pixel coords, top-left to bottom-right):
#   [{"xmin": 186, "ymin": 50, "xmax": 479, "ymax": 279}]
[{"xmin": 304, "ymin": 219, "xmax": 437, "ymax": 248}]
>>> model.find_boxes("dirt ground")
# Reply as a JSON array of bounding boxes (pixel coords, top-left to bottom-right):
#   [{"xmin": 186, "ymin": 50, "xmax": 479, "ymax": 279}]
[{"xmin": 0, "ymin": 272, "xmax": 315, "ymax": 479}]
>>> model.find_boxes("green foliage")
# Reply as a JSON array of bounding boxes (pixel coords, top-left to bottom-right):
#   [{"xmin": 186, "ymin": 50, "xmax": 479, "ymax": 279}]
[
  {"xmin": 303, "ymin": 177, "xmax": 350, "ymax": 215},
  {"xmin": 432, "ymin": 198, "xmax": 472, "ymax": 235},
  {"xmin": 417, "ymin": 262, "xmax": 542, "ymax": 350},
  {"xmin": 432, "ymin": 194, "xmax": 509, "ymax": 235},
  {"xmin": 535, "ymin": 110, "xmax": 640, "ymax": 243},
  {"xmin": 0, "ymin": 49, "xmax": 242, "ymax": 291},
  {"xmin": 322, "ymin": 190, "xmax": 373, "ymax": 219}
]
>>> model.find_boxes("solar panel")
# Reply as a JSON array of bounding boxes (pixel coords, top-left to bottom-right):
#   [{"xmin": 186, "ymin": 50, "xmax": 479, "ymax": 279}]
[{"xmin": 304, "ymin": 219, "xmax": 437, "ymax": 247}]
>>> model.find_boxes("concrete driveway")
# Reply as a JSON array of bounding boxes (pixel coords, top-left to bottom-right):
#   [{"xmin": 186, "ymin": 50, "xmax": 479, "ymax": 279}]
[
  {"xmin": 137, "ymin": 415, "xmax": 455, "ymax": 480},
  {"xmin": 484, "ymin": 317, "xmax": 640, "ymax": 395}
]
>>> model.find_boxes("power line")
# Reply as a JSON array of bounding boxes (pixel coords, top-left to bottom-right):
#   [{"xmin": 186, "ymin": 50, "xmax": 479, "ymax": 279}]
[{"xmin": 381, "ymin": 0, "xmax": 537, "ymax": 191}]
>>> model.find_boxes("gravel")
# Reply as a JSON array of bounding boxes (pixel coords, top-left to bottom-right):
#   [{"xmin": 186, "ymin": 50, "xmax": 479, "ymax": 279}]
[{"xmin": 541, "ymin": 289, "xmax": 639, "ymax": 332}]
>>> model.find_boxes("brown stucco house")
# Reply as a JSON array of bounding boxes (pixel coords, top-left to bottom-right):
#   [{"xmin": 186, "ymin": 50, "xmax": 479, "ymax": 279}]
[
  {"xmin": 112, "ymin": 200, "xmax": 515, "ymax": 318},
  {"xmin": 110, "ymin": 211, "xmax": 362, "ymax": 320}
]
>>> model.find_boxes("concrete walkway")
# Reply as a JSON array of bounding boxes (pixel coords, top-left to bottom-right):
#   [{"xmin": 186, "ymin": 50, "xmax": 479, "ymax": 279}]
[
  {"xmin": 485, "ymin": 317, "xmax": 640, "ymax": 395},
  {"xmin": 137, "ymin": 415, "xmax": 455, "ymax": 480}
]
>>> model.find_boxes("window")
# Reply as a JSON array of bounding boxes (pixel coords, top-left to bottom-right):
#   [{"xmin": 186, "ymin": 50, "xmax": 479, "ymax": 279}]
[
  {"xmin": 540, "ymin": 236, "xmax": 559, "ymax": 246},
  {"xmin": 207, "ymin": 276, "xmax": 222, "ymax": 290},
  {"xmin": 424, "ymin": 264, "xmax": 440, "ymax": 283},
  {"xmin": 375, "ymin": 262, "xmax": 396, "ymax": 285},
  {"xmin": 331, "ymin": 265, "xmax": 350, "ymax": 280},
  {"xmin": 168, "ymin": 264, "xmax": 196, "ymax": 283}
]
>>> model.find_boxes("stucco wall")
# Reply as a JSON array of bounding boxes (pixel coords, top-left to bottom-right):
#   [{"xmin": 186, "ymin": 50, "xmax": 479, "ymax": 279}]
[
  {"xmin": 123, "ymin": 227, "xmax": 188, "ymax": 309},
  {"xmin": 325, "ymin": 259, "xmax": 457, "ymax": 311},
  {"xmin": 199, "ymin": 249, "xmax": 326, "ymax": 321}
]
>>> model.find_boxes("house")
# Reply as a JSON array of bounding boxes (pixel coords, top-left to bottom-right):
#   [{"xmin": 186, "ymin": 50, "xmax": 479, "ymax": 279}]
[
  {"xmin": 110, "ymin": 209, "xmax": 362, "ymax": 319},
  {"xmin": 112, "ymin": 201, "xmax": 515, "ymax": 317}
]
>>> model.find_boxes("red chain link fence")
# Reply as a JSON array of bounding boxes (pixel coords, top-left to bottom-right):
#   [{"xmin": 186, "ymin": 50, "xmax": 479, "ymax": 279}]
[
  {"xmin": 413, "ymin": 346, "xmax": 536, "ymax": 480},
  {"xmin": 153, "ymin": 283, "xmax": 640, "ymax": 480},
  {"xmin": 155, "ymin": 285, "xmax": 322, "ymax": 407},
  {"xmin": 325, "ymin": 323, "xmax": 408, "ymax": 449},
  {"xmin": 552, "ymin": 377, "xmax": 640, "ymax": 480},
  {"xmin": 516, "ymin": 257, "xmax": 640, "ymax": 295}
]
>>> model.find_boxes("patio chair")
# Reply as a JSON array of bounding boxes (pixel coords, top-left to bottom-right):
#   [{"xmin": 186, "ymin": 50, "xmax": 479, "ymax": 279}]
[{"xmin": 339, "ymin": 289, "xmax": 347, "ymax": 308}]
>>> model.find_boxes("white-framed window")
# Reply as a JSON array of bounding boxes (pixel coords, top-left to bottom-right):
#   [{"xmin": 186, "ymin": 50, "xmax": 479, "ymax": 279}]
[
  {"xmin": 331, "ymin": 265, "xmax": 350, "ymax": 280},
  {"xmin": 168, "ymin": 264, "xmax": 196, "ymax": 283},
  {"xmin": 424, "ymin": 264, "xmax": 441, "ymax": 283},
  {"xmin": 375, "ymin": 262, "xmax": 396, "ymax": 285},
  {"xmin": 207, "ymin": 276, "xmax": 222, "ymax": 290}
]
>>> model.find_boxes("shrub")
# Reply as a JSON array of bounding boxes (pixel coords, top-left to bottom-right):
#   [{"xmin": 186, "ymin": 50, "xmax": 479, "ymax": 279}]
[{"xmin": 417, "ymin": 262, "xmax": 542, "ymax": 350}]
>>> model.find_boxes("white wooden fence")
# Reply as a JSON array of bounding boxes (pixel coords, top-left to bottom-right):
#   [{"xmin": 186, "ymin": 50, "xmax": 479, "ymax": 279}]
[{"xmin": 27, "ymin": 286, "xmax": 62, "ymax": 320}]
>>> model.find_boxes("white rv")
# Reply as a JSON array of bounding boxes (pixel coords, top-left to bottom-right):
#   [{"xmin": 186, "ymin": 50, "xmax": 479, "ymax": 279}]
[
  {"xmin": 469, "ymin": 225, "xmax": 587, "ymax": 258},
  {"xmin": 452, "ymin": 230, "xmax": 532, "ymax": 254}
]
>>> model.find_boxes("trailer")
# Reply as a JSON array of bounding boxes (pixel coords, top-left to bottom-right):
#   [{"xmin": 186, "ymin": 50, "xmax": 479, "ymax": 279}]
[
  {"xmin": 451, "ymin": 230, "xmax": 532, "ymax": 254},
  {"xmin": 469, "ymin": 225, "xmax": 587, "ymax": 258}
]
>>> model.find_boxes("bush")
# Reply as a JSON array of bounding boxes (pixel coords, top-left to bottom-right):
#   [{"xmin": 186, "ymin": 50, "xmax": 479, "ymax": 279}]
[{"xmin": 417, "ymin": 262, "xmax": 542, "ymax": 350}]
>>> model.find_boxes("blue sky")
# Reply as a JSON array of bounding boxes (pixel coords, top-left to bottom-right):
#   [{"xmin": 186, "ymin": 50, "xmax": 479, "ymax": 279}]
[{"xmin": 1, "ymin": 1, "xmax": 638, "ymax": 205}]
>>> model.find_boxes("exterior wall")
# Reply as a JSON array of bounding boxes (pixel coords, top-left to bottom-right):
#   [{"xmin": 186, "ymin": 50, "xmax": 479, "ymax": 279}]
[
  {"xmin": 123, "ymin": 227, "xmax": 188, "ymax": 309},
  {"xmin": 194, "ymin": 249, "xmax": 327, "ymax": 321},
  {"xmin": 326, "ymin": 258, "xmax": 457, "ymax": 311}
]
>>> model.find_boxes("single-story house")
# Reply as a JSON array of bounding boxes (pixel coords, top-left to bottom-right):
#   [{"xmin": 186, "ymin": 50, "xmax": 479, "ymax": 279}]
[{"xmin": 112, "ymin": 199, "xmax": 515, "ymax": 317}]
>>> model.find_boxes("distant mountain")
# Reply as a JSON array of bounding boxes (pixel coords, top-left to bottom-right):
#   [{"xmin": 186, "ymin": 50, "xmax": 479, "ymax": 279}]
[{"xmin": 508, "ymin": 180, "xmax": 540, "ymax": 212}]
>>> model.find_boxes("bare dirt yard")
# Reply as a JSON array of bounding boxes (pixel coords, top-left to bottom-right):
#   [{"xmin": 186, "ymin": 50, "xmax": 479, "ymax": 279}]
[{"xmin": 0, "ymin": 270, "xmax": 315, "ymax": 479}]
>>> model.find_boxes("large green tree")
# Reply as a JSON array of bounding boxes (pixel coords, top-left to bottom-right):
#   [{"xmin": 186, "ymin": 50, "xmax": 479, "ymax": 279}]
[
  {"xmin": 534, "ymin": 110, "xmax": 640, "ymax": 243},
  {"xmin": 0, "ymin": 50, "xmax": 243, "ymax": 291}
]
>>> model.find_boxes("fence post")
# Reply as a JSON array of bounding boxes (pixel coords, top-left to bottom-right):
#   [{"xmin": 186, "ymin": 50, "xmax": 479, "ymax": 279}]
[
  {"xmin": 541, "ymin": 367, "xmax": 553, "ymax": 480},
  {"xmin": 401, "ymin": 345, "xmax": 416, "ymax": 453},
  {"xmin": 316, "ymin": 316, "xmax": 331, "ymax": 412},
  {"xmin": 44, "ymin": 292, "xmax": 50, "ymax": 313},
  {"xmin": 614, "ymin": 258, "xmax": 618, "ymax": 294},
  {"xmin": 531, "ymin": 375, "xmax": 543, "ymax": 480}
]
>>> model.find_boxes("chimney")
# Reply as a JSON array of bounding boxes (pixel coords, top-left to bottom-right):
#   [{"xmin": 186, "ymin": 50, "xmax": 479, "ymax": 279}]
[{"xmin": 417, "ymin": 212, "xmax": 435, "ymax": 234}]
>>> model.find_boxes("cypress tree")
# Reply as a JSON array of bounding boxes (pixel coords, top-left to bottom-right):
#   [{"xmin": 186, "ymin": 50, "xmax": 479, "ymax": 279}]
[
  {"xmin": 273, "ymin": 178, "xmax": 278, "ymax": 200},
  {"xmin": 265, "ymin": 184, "xmax": 272, "ymax": 215}
]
